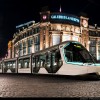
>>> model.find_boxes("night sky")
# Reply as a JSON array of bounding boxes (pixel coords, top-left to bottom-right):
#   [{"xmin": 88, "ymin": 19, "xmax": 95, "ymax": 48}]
[{"xmin": 0, "ymin": 0, "xmax": 100, "ymax": 58}]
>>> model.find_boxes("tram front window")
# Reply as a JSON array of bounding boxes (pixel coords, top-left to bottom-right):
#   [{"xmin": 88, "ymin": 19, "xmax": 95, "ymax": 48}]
[{"xmin": 64, "ymin": 42, "xmax": 96, "ymax": 63}]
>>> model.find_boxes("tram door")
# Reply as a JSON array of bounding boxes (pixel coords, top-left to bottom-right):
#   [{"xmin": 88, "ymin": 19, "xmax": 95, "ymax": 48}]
[
  {"xmin": 45, "ymin": 49, "xmax": 62, "ymax": 73},
  {"xmin": 18, "ymin": 58, "xmax": 30, "ymax": 73},
  {"xmin": 51, "ymin": 50, "xmax": 62, "ymax": 73}
]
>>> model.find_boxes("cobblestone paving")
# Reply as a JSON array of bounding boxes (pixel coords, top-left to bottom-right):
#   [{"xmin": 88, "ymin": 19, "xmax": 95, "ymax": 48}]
[{"xmin": 0, "ymin": 73, "xmax": 100, "ymax": 97}]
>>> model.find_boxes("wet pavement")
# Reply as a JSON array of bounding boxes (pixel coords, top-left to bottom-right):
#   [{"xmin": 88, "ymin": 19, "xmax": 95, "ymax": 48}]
[{"xmin": 0, "ymin": 73, "xmax": 100, "ymax": 98}]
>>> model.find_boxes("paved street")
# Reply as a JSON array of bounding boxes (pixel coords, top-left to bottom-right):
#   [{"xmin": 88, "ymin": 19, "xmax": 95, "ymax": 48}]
[{"xmin": 0, "ymin": 73, "xmax": 100, "ymax": 98}]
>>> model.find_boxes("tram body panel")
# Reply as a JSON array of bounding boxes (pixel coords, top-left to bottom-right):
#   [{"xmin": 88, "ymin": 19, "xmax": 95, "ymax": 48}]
[
  {"xmin": 87, "ymin": 65, "xmax": 100, "ymax": 74},
  {"xmin": 0, "ymin": 69, "xmax": 2, "ymax": 73},
  {"xmin": 38, "ymin": 68, "xmax": 49, "ymax": 74},
  {"xmin": 18, "ymin": 68, "xmax": 31, "ymax": 73},
  {"xmin": 1, "ymin": 41, "xmax": 100, "ymax": 76},
  {"xmin": 56, "ymin": 63, "xmax": 100, "ymax": 75},
  {"xmin": 56, "ymin": 63, "xmax": 87, "ymax": 75}
]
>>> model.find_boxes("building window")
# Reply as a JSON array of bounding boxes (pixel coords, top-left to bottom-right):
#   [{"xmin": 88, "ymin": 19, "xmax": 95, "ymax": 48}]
[
  {"xmin": 28, "ymin": 39, "xmax": 33, "ymax": 54},
  {"xmin": 23, "ymin": 42, "xmax": 26, "ymax": 55},
  {"xmin": 28, "ymin": 39, "xmax": 33, "ymax": 46},
  {"xmin": 34, "ymin": 36, "xmax": 39, "ymax": 44},
  {"xmin": 36, "ymin": 28, "xmax": 39, "ymax": 33},
  {"xmin": 34, "ymin": 45, "xmax": 40, "ymax": 52},
  {"xmin": 30, "ymin": 30, "xmax": 32, "ymax": 35},
  {"xmin": 72, "ymin": 36, "xmax": 79, "ymax": 41},
  {"xmin": 52, "ymin": 35, "xmax": 60, "ymax": 45},
  {"xmin": 19, "ymin": 43, "xmax": 23, "ymax": 56},
  {"xmin": 62, "ymin": 35, "xmax": 71, "ymax": 42},
  {"xmin": 32, "ymin": 28, "xmax": 34, "ymax": 34},
  {"xmin": 28, "ymin": 47, "xmax": 32, "ymax": 54}
]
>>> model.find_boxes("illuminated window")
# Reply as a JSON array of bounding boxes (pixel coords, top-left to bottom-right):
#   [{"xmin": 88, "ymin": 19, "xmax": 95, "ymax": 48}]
[
  {"xmin": 52, "ymin": 35, "xmax": 60, "ymax": 45},
  {"xmin": 62, "ymin": 35, "xmax": 71, "ymax": 42},
  {"xmin": 72, "ymin": 36, "xmax": 78, "ymax": 41}
]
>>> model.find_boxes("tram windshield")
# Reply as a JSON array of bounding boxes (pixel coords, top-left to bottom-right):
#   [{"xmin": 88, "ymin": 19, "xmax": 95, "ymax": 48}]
[{"xmin": 64, "ymin": 42, "xmax": 97, "ymax": 64}]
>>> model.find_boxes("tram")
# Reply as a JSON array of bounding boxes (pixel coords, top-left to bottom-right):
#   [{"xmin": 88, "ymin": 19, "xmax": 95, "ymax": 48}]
[{"xmin": 0, "ymin": 41, "xmax": 100, "ymax": 77}]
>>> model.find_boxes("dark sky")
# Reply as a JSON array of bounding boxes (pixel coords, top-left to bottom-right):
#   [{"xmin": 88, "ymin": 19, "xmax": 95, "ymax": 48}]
[{"xmin": 0, "ymin": 0, "xmax": 100, "ymax": 58}]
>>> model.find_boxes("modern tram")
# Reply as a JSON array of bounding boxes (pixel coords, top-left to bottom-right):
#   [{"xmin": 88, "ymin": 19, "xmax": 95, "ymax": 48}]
[{"xmin": 0, "ymin": 41, "xmax": 100, "ymax": 77}]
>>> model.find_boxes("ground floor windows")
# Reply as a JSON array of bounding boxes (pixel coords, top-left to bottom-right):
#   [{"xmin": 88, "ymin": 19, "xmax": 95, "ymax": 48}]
[
  {"xmin": 72, "ymin": 36, "xmax": 79, "ymax": 41},
  {"xmin": 62, "ymin": 35, "xmax": 71, "ymax": 42},
  {"xmin": 52, "ymin": 35, "xmax": 60, "ymax": 45}
]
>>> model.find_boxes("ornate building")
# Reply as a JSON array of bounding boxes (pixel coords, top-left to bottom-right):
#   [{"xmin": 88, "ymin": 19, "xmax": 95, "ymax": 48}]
[{"xmin": 7, "ymin": 10, "xmax": 100, "ymax": 61}]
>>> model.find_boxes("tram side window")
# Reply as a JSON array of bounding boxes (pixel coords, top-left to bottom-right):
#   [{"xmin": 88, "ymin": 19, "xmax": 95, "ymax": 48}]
[
  {"xmin": 64, "ymin": 48, "xmax": 84, "ymax": 62},
  {"xmin": 32, "ymin": 57, "xmax": 35, "ymax": 68},
  {"xmin": 46, "ymin": 52, "xmax": 51, "ymax": 67},
  {"xmin": 35, "ymin": 56, "xmax": 40, "ymax": 67},
  {"xmin": 55, "ymin": 50, "xmax": 61, "ymax": 62},
  {"xmin": 64, "ymin": 50, "xmax": 73, "ymax": 62},
  {"xmin": 39, "ymin": 54, "xmax": 46, "ymax": 67},
  {"xmin": 51, "ymin": 49, "xmax": 61, "ymax": 66}
]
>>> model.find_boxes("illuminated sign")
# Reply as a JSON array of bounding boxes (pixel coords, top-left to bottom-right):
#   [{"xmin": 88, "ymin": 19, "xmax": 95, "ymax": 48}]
[
  {"xmin": 51, "ymin": 15, "xmax": 79, "ymax": 23},
  {"xmin": 16, "ymin": 20, "xmax": 35, "ymax": 29},
  {"xmin": 50, "ymin": 13, "xmax": 80, "ymax": 26}
]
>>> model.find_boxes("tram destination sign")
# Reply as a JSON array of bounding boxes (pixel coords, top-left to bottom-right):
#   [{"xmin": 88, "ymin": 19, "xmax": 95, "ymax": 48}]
[{"xmin": 50, "ymin": 13, "xmax": 80, "ymax": 26}]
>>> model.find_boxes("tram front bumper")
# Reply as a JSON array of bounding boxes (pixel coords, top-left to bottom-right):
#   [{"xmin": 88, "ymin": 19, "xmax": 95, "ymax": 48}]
[{"xmin": 87, "ymin": 66, "xmax": 100, "ymax": 74}]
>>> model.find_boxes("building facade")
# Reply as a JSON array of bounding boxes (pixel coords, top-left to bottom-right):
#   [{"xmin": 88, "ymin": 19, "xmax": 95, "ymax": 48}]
[{"xmin": 7, "ymin": 10, "xmax": 100, "ymax": 61}]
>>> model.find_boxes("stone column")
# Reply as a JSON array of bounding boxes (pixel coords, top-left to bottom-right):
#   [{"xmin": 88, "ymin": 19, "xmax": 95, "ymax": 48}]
[
  {"xmin": 32, "ymin": 36, "xmax": 35, "ymax": 53},
  {"xmin": 12, "ymin": 42, "xmax": 14, "ymax": 58},
  {"xmin": 40, "ymin": 28, "xmax": 44, "ymax": 50},
  {"xmin": 26, "ymin": 39, "xmax": 28, "ymax": 55},
  {"xmin": 49, "ymin": 32, "xmax": 52, "ymax": 47},
  {"xmin": 22, "ymin": 41, "xmax": 23, "ymax": 56},
  {"xmin": 45, "ymin": 26, "xmax": 49, "ymax": 48},
  {"xmin": 60, "ymin": 32, "xmax": 63, "ymax": 43},
  {"xmin": 96, "ymin": 39, "xmax": 98, "ymax": 60}
]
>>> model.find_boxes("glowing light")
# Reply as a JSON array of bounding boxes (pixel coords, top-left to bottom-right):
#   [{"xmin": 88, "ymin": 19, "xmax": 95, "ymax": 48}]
[
  {"xmin": 43, "ymin": 15, "xmax": 47, "ymax": 20},
  {"xmin": 88, "ymin": 41, "xmax": 90, "ymax": 44},
  {"xmin": 51, "ymin": 15, "xmax": 80, "ymax": 23},
  {"xmin": 74, "ymin": 45, "xmax": 81, "ymax": 48}
]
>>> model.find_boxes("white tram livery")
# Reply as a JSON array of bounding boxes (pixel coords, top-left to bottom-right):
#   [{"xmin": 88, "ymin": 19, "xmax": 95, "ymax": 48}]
[
  {"xmin": 38, "ymin": 41, "xmax": 100, "ymax": 76},
  {"xmin": 0, "ymin": 41, "xmax": 100, "ymax": 77}
]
